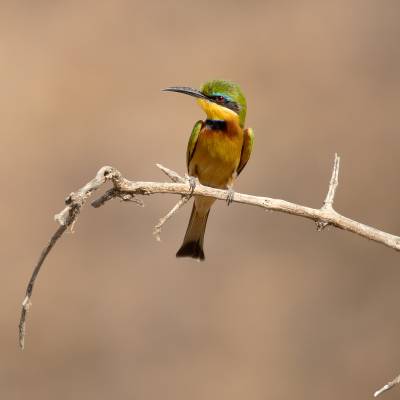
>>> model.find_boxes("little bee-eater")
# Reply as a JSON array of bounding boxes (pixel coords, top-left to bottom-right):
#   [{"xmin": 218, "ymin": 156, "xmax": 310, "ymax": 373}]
[{"xmin": 163, "ymin": 80, "xmax": 254, "ymax": 261}]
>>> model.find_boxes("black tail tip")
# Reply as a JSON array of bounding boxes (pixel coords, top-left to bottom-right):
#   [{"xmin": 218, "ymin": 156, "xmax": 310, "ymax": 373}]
[{"xmin": 176, "ymin": 241, "xmax": 205, "ymax": 261}]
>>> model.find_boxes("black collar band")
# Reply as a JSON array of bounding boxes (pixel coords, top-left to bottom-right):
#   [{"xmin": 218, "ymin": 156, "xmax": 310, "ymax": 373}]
[{"xmin": 205, "ymin": 119, "xmax": 227, "ymax": 131}]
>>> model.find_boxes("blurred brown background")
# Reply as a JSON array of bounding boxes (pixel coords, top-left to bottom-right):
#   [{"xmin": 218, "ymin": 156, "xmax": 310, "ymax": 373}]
[{"xmin": 1, "ymin": 1, "xmax": 400, "ymax": 399}]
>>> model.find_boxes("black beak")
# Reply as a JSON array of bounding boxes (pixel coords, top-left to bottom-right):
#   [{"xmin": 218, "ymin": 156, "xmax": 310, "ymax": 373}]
[{"xmin": 162, "ymin": 86, "xmax": 209, "ymax": 100}]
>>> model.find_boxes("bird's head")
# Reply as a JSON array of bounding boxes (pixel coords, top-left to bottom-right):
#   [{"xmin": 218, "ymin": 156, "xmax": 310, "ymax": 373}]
[{"xmin": 163, "ymin": 80, "xmax": 247, "ymax": 127}]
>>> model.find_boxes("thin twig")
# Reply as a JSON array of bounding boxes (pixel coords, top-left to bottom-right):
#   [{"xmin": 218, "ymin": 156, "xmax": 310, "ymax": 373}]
[
  {"xmin": 91, "ymin": 188, "xmax": 118, "ymax": 208},
  {"xmin": 156, "ymin": 163, "xmax": 185, "ymax": 183},
  {"xmin": 153, "ymin": 196, "xmax": 192, "ymax": 241},
  {"xmin": 18, "ymin": 207, "xmax": 76, "ymax": 349},
  {"xmin": 374, "ymin": 374, "xmax": 400, "ymax": 397},
  {"xmin": 19, "ymin": 154, "xmax": 400, "ymax": 351},
  {"xmin": 152, "ymin": 164, "xmax": 189, "ymax": 240},
  {"xmin": 317, "ymin": 154, "xmax": 340, "ymax": 230},
  {"xmin": 91, "ymin": 188, "xmax": 144, "ymax": 208},
  {"xmin": 323, "ymin": 153, "xmax": 340, "ymax": 209}
]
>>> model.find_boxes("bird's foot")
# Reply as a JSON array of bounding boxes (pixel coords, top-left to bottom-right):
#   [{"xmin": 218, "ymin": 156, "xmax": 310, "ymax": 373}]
[
  {"xmin": 185, "ymin": 175, "xmax": 197, "ymax": 198},
  {"xmin": 226, "ymin": 188, "xmax": 235, "ymax": 206}
]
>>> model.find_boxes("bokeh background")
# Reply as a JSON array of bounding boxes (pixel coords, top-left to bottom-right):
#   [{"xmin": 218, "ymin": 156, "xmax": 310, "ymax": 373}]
[{"xmin": 1, "ymin": 1, "xmax": 400, "ymax": 399}]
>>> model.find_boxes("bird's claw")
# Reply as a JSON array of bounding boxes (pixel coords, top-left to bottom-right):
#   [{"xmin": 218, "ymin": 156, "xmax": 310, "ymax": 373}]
[
  {"xmin": 226, "ymin": 188, "xmax": 235, "ymax": 206},
  {"xmin": 186, "ymin": 175, "xmax": 197, "ymax": 198}
]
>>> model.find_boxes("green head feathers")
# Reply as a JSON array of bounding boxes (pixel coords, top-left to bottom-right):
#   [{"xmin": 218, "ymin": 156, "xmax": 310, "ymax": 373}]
[{"xmin": 200, "ymin": 80, "xmax": 247, "ymax": 126}]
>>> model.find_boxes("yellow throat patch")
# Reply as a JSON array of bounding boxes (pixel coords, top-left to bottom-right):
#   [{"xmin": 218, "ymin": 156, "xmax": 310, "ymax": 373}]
[{"xmin": 197, "ymin": 99, "xmax": 238, "ymax": 123}]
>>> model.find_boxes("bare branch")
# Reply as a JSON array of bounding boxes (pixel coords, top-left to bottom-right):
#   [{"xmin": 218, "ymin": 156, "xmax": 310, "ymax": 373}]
[
  {"xmin": 323, "ymin": 153, "xmax": 340, "ymax": 209},
  {"xmin": 374, "ymin": 374, "xmax": 400, "ymax": 397},
  {"xmin": 317, "ymin": 154, "xmax": 340, "ymax": 231},
  {"xmin": 156, "ymin": 163, "xmax": 185, "ymax": 183},
  {"xmin": 18, "ymin": 211, "xmax": 74, "ymax": 349},
  {"xmin": 153, "ymin": 165, "xmax": 192, "ymax": 240},
  {"xmin": 91, "ymin": 188, "xmax": 119, "ymax": 208},
  {"xmin": 19, "ymin": 154, "xmax": 400, "ymax": 351},
  {"xmin": 153, "ymin": 196, "xmax": 192, "ymax": 241}
]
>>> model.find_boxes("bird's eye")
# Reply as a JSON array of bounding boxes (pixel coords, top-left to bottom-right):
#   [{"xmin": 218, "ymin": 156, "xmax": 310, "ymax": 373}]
[{"xmin": 214, "ymin": 96, "xmax": 225, "ymax": 103}]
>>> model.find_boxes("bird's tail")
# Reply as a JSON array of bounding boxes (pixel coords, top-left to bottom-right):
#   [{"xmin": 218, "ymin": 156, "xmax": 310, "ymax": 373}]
[{"xmin": 176, "ymin": 201, "xmax": 211, "ymax": 261}]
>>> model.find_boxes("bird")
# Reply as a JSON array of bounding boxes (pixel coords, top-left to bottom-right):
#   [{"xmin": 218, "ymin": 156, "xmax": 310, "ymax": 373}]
[{"xmin": 163, "ymin": 80, "xmax": 254, "ymax": 261}]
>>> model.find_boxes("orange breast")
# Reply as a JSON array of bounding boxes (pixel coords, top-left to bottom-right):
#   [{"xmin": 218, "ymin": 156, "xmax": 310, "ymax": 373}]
[{"xmin": 189, "ymin": 122, "xmax": 244, "ymax": 189}]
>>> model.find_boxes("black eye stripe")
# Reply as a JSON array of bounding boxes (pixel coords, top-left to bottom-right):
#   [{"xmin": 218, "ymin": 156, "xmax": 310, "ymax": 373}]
[
  {"xmin": 225, "ymin": 101, "xmax": 240, "ymax": 113},
  {"xmin": 209, "ymin": 95, "xmax": 240, "ymax": 113}
]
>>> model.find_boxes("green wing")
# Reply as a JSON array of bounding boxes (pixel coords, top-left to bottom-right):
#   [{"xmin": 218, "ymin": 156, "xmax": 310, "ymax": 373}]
[
  {"xmin": 186, "ymin": 120, "xmax": 203, "ymax": 171},
  {"xmin": 237, "ymin": 127, "xmax": 255, "ymax": 176}
]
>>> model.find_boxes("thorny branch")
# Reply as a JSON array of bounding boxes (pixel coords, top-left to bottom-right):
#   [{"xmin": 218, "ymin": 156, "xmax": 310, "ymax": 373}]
[{"xmin": 18, "ymin": 154, "xmax": 400, "ymax": 396}]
